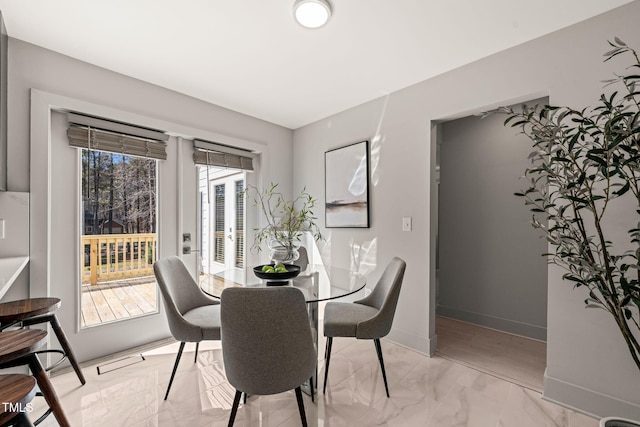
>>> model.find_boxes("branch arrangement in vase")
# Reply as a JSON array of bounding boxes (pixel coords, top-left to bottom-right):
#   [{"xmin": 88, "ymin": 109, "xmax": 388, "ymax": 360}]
[
  {"xmin": 499, "ymin": 38, "xmax": 640, "ymax": 371},
  {"xmin": 244, "ymin": 183, "xmax": 323, "ymax": 255}
]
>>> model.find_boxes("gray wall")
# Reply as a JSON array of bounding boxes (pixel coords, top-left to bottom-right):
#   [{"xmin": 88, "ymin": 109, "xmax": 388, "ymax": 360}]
[
  {"xmin": 437, "ymin": 110, "xmax": 548, "ymax": 340},
  {"xmin": 293, "ymin": 1, "xmax": 640, "ymax": 419},
  {"xmin": 3, "ymin": 2, "xmax": 640, "ymax": 418},
  {"xmin": 4, "ymin": 38, "xmax": 293, "ymax": 361},
  {"xmin": 8, "ymin": 39, "xmax": 293, "ymax": 194}
]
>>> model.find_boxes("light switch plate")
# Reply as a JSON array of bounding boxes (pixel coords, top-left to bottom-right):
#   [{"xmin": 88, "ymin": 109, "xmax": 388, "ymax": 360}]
[{"xmin": 402, "ymin": 217, "xmax": 412, "ymax": 232}]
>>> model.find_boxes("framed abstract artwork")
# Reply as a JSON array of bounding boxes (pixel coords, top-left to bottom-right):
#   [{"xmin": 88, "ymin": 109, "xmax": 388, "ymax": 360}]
[{"xmin": 325, "ymin": 140, "xmax": 369, "ymax": 228}]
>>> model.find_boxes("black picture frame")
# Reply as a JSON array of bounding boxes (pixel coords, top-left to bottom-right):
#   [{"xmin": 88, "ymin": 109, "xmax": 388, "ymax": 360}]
[{"xmin": 324, "ymin": 140, "xmax": 369, "ymax": 228}]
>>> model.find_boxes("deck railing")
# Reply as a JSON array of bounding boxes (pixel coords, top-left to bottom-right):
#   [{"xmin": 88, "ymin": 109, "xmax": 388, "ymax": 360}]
[{"xmin": 82, "ymin": 233, "xmax": 157, "ymax": 285}]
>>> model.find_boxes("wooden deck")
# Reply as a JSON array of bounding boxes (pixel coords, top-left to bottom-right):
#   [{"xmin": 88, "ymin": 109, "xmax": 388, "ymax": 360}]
[
  {"xmin": 80, "ymin": 274, "xmax": 232, "ymax": 328},
  {"xmin": 81, "ymin": 277, "xmax": 158, "ymax": 328}
]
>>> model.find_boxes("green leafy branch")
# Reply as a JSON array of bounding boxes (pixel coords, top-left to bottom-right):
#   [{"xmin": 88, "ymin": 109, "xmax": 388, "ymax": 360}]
[
  {"xmin": 244, "ymin": 183, "xmax": 323, "ymax": 253},
  {"xmin": 499, "ymin": 38, "xmax": 640, "ymax": 370}
]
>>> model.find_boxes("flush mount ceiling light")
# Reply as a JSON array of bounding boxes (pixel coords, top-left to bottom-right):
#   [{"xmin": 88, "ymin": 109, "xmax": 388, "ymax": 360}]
[{"xmin": 293, "ymin": 0, "xmax": 332, "ymax": 29}]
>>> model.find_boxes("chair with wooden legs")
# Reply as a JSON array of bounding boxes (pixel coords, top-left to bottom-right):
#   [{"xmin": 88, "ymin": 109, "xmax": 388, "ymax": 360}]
[
  {"xmin": 0, "ymin": 298, "xmax": 85, "ymax": 386},
  {"xmin": 0, "ymin": 330, "xmax": 71, "ymax": 427},
  {"xmin": 0, "ymin": 374, "xmax": 37, "ymax": 427}
]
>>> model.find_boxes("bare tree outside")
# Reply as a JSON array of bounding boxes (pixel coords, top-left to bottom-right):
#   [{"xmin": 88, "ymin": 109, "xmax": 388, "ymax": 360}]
[{"xmin": 82, "ymin": 150, "xmax": 157, "ymax": 235}]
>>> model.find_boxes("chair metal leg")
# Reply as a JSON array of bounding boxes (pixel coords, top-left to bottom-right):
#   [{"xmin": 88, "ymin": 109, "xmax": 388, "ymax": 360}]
[
  {"xmin": 309, "ymin": 375, "xmax": 314, "ymax": 402},
  {"xmin": 323, "ymin": 337, "xmax": 333, "ymax": 393},
  {"xmin": 294, "ymin": 386, "xmax": 308, "ymax": 427},
  {"xmin": 194, "ymin": 342, "xmax": 199, "ymax": 363},
  {"xmin": 11, "ymin": 411, "xmax": 34, "ymax": 427},
  {"xmin": 228, "ymin": 390, "xmax": 242, "ymax": 427},
  {"xmin": 164, "ymin": 342, "xmax": 185, "ymax": 400},
  {"xmin": 374, "ymin": 339, "xmax": 390, "ymax": 398}
]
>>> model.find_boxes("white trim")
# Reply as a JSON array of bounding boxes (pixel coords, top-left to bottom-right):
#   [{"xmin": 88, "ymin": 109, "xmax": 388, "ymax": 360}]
[
  {"xmin": 436, "ymin": 305, "xmax": 547, "ymax": 341},
  {"xmin": 386, "ymin": 326, "xmax": 434, "ymax": 356},
  {"xmin": 177, "ymin": 136, "xmax": 184, "ymax": 257},
  {"xmin": 543, "ymin": 373, "xmax": 640, "ymax": 420},
  {"xmin": 30, "ymin": 89, "xmax": 52, "ymax": 298},
  {"xmin": 28, "ymin": 88, "xmax": 266, "ymax": 361}
]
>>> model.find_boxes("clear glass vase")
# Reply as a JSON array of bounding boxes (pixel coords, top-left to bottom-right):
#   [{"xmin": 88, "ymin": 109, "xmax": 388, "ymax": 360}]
[{"xmin": 267, "ymin": 237, "xmax": 300, "ymax": 264}]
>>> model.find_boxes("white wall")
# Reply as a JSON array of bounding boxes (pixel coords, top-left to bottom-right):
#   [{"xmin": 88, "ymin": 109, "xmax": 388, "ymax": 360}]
[
  {"xmin": 293, "ymin": 2, "xmax": 640, "ymax": 418},
  {"xmin": 3, "ymin": 38, "xmax": 293, "ymax": 361}
]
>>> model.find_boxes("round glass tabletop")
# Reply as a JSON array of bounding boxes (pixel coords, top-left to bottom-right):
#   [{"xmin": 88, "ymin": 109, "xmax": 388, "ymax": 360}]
[{"xmin": 200, "ymin": 264, "xmax": 366, "ymax": 303}]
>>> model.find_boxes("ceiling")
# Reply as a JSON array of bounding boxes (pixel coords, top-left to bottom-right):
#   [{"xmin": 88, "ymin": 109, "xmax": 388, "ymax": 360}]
[{"xmin": 0, "ymin": 0, "xmax": 633, "ymax": 129}]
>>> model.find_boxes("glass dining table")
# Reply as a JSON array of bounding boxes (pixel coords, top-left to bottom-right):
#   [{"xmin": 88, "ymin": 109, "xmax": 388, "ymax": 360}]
[
  {"xmin": 200, "ymin": 264, "xmax": 367, "ymax": 396},
  {"xmin": 200, "ymin": 264, "xmax": 366, "ymax": 302}
]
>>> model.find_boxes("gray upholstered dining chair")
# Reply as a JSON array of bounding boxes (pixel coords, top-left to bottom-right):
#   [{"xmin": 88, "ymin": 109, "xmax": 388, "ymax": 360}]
[
  {"xmin": 220, "ymin": 287, "xmax": 316, "ymax": 427},
  {"xmin": 153, "ymin": 256, "xmax": 221, "ymax": 400},
  {"xmin": 322, "ymin": 256, "xmax": 406, "ymax": 398},
  {"xmin": 295, "ymin": 246, "xmax": 309, "ymax": 272}
]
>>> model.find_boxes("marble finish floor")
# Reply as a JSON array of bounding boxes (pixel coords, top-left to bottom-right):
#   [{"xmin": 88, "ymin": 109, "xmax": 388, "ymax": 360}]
[{"xmin": 32, "ymin": 335, "xmax": 598, "ymax": 426}]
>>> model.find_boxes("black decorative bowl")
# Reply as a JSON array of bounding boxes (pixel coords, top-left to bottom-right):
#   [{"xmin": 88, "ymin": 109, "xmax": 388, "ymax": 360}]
[{"xmin": 253, "ymin": 264, "xmax": 301, "ymax": 285}]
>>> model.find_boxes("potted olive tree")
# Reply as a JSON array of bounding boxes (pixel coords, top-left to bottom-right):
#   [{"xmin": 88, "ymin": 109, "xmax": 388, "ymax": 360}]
[
  {"xmin": 245, "ymin": 183, "xmax": 323, "ymax": 264},
  {"xmin": 501, "ymin": 39, "xmax": 640, "ymax": 425}
]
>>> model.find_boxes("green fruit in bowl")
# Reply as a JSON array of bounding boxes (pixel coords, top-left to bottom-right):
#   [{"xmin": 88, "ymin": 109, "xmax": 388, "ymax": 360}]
[
  {"xmin": 275, "ymin": 266, "xmax": 288, "ymax": 273},
  {"xmin": 261, "ymin": 265, "xmax": 275, "ymax": 273}
]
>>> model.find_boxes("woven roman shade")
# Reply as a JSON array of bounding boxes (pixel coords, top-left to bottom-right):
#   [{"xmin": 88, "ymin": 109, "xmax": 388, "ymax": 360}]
[
  {"xmin": 67, "ymin": 112, "xmax": 168, "ymax": 160},
  {"xmin": 192, "ymin": 139, "xmax": 254, "ymax": 171}
]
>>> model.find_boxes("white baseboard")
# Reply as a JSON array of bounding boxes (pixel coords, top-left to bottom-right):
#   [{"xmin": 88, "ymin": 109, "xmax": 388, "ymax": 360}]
[
  {"xmin": 544, "ymin": 373, "xmax": 640, "ymax": 420},
  {"xmin": 386, "ymin": 327, "xmax": 435, "ymax": 356},
  {"xmin": 437, "ymin": 305, "xmax": 547, "ymax": 341}
]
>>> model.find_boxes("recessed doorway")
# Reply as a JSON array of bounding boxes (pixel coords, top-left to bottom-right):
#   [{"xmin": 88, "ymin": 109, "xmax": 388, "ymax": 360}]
[{"xmin": 434, "ymin": 98, "xmax": 549, "ymax": 390}]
